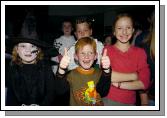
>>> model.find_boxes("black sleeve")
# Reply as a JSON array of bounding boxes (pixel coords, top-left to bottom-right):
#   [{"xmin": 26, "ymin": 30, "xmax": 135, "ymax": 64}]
[
  {"xmin": 41, "ymin": 65, "xmax": 70, "ymax": 106},
  {"xmin": 54, "ymin": 70, "xmax": 70, "ymax": 95},
  {"xmin": 96, "ymin": 70, "xmax": 111, "ymax": 97}
]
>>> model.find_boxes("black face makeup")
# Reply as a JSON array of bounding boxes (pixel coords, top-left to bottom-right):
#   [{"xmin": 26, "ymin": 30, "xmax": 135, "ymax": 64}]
[{"xmin": 31, "ymin": 49, "xmax": 38, "ymax": 54}]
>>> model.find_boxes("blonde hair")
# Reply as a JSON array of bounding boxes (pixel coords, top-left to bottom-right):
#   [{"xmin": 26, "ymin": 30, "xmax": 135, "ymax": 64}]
[
  {"xmin": 142, "ymin": 26, "xmax": 155, "ymax": 60},
  {"xmin": 142, "ymin": 11, "xmax": 155, "ymax": 60},
  {"xmin": 12, "ymin": 45, "xmax": 44, "ymax": 65},
  {"xmin": 75, "ymin": 37, "xmax": 96, "ymax": 54}
]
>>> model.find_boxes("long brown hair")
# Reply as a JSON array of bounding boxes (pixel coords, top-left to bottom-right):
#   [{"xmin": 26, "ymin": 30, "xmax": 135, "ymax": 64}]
[{"xmin": 142, "ymin": 11, "xmax": 155, "ymax": 60}]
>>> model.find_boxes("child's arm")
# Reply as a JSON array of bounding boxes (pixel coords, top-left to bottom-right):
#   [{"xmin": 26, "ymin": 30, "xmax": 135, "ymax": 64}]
[
  {"xmin": 96, "ymin": 49, "xmax": 111, "ymax": 97},
  {"xmin": 139, "ymin": 91, "xmax": 149, "ymax": 106},
  {"xmin": 41, "ymin": 64, "xmax": 70, "ymax": 105},
  {"xmin": 111, "ymin": 71, "xmax": 138, "ymax": 82},
  {"xmin": 112, "ymin": 49, "xmax": 150, "ymax": 91},
  {"xmin": 112, "ymin": 80, "xmax": 145, "ymax": 90},
  {"xmin": 96, "ymin": 70, "xmax": 111, "ymax": 97},
  {"xmin": 58, "ymin": 48, "xmax": 70, "ymax": 75}
]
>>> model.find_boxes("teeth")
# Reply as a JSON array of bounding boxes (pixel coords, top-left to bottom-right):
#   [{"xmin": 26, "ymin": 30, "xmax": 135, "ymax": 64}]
[
  {"xmin": 25, "ymin": 55, "xmax": 32, "ymax": 57},
  {"xmin": 83, "ymin": 61, "xmax": 90, "ymax": 63}
]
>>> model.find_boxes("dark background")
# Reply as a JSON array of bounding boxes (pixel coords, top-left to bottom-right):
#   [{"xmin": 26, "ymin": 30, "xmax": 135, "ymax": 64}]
[{"xmin": 5, "ymin": 5, "xmax": 154, "ymax": 45}]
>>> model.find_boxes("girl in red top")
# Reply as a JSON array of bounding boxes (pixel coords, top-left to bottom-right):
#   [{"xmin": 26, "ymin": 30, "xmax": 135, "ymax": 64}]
[{"xmin": 103, "ymin": 13, "xmax": 150, "ymax": 105}]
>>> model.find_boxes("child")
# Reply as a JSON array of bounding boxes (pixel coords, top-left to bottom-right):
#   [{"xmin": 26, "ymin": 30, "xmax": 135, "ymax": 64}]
[
  {"xmin": 102, "ymin": 13, "xmax": 150, "ymax": 106},
  {"xmin": 5, "ymin": 37, "xmax": 68, "ymax": 106},
  {"xmin": 103, "ymin": 35, "xmax": 112, "ymax": 46},
  {"xmin": 52, "ymin": 19, "xmax": 76, "ymax": 74},
  {"xmin": 136, "ymin": 11, "xmax": 155, "ymax": 106},
  {"xmin": 67, "ymin": 17, "xmax": 104, "ymax": 70},
  {"xmin": 56, "ymin": 37, "xmax": 111, "ymax": 106}
]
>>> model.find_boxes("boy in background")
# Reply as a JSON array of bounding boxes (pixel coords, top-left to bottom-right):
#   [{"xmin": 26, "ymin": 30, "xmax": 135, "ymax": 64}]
[{"xmin": 67, "ymin": 17, "xmax": 104, "ymax": 70}]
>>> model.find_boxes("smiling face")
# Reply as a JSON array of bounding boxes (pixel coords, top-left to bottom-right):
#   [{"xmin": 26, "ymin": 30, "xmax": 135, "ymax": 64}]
[
  {"xmin": 75, "ymin": 44, "xmax": 97, "ymax": 70},
  {"xmin": 114, "ymin": 16, "xmax": 134, "ymax": 43},
  {"xmin": 16, "ymin": 43, "xmax": 39, "ymax": 64},
  {"xmin": 75, "ymin": 22, "xmax": 92, "ymax": 40}
]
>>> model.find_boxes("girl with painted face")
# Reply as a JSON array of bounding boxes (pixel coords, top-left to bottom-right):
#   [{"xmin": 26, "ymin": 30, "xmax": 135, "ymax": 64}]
[{"xmin": 5, "ymin": 37, "xmax": 68, "ymax": 106}]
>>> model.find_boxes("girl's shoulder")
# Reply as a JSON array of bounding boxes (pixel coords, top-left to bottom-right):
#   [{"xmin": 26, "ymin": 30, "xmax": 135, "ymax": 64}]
[
  {"xmin": 104, "ymin": 45, "xmax": 115, "ymax": 51},
  {"xmin": 131, "ymin": 46, "xmax": 146, "ymax": 53},
  {"xmin": 130, "ymin": 46, "xmax": 147, "ymax": 56}
]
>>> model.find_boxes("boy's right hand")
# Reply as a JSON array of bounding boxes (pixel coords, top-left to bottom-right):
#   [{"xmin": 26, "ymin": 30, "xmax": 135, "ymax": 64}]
[{"xmin": 59, "ymin": 48, "xmax": 70, "ymax": 73}]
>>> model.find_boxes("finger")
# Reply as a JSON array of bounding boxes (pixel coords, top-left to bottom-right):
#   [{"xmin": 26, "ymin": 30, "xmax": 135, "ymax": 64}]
[
  {"xmin": 103, "ymin": 49, "xmax": 107, "ymax": 57},
  {"xmin": 64, "ymin": 48, "xmax": 68, "ymax": 56}
]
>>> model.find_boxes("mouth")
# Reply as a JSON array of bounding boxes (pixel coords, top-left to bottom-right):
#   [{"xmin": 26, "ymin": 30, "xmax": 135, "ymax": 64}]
[
  {"xmin": 24, "ymin": 54, "xmax": 32, "ymax": 57},
  {"xmin": 120, "ymin": 35, "xmax": 129, "ymax": 38},
  {"xmin": 83, "ymin": 60, "xmax": 91, "ymax": 64}
]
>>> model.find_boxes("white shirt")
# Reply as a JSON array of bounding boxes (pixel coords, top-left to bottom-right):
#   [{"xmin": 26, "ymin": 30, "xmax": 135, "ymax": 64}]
[{"xmin": 53, "ymin": 35, "xmax": 76, "ymax": 55}]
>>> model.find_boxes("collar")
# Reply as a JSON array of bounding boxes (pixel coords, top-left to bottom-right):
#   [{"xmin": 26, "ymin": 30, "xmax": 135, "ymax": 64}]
[{"xmin": 76, "ymin": 67, "xmax": 95, "ymax": 75}]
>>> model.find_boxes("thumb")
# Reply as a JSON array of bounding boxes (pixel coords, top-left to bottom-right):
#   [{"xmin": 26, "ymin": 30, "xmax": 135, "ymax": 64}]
[
  {"xmin": 64, "ymin": 48, "xmax": 68, "ymax": 56},
  {"xmin": 103, "ymin": 49, "xmax": 107, "ymax": 57}
]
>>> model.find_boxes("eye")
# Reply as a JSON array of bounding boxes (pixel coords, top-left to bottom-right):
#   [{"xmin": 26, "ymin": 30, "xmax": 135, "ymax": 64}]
[
  {"xmin": 88, "ymin": 52, "xmax": 93, "ymax": 55},
  {"xmin": 18, "ymin": 45, "xmax": 25, "ymax": 48},
  {"xmin": 127, "ymin": 27, "xmax": 132, "ymax": 29},
  {"xmin": 80, "ymin": 52, "xmax": 85, "ymax": 55},
  {"xmin": 77, "ymin": 30, "xmax": 81, "ymax": 34},
  {"xmin": 117, "ymin": 27, "xmax": 122, "ymax": 30},
  {"xmin": 31, "ymin": 45, "xmax": 37, "ymax": 48}
]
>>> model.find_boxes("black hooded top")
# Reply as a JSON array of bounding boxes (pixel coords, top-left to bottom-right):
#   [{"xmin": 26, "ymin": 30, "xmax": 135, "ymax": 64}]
[{"xmin": 5, "ymin": 60, "xmax": 69, "ymax": 106}]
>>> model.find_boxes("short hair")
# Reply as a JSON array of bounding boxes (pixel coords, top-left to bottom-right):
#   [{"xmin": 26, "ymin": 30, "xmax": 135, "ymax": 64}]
[
  {"xmin": 12, "ymin": 45, "xmax": 44, "ymax": 65},
  {"xmin": 62, "ymin": 18, "xmax": 73, "ymax": 25},
  {"xmin": 75, "ymin": 37, "xmax": 96, "ymax": 54},
  {"xmin": 75, "ymin": 17, "xmax": 92, "ymax": 30}
]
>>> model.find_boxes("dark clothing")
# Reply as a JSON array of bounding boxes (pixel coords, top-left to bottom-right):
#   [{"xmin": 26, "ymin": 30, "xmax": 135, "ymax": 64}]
[
  {"xmin": 135, "ymin": 31, "xmax": 149, "ymax": 47},
  {"xmin": 6, "ymin": 60, "xmax": 69, "ymax": 106},
  {"xmin": 142, "ymin": 44, "xmax": 155, "ymax": 97},
  {"xmin": 135, "ymin": 35, "xmax": 155, "ymax": 105},
  {"xmin": 56, "ymin": 67, "xmax": 111, "ymax": 106}
]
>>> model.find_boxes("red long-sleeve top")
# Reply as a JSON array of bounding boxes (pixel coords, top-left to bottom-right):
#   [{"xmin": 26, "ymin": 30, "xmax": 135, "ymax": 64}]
[{"xmin": 104, "ymin": 45, "xmax": 150, "ymax": 105}]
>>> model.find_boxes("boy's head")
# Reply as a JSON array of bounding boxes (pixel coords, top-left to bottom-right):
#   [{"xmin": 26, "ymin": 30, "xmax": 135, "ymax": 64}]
[
  {"xmin": 62, "ymin": 19, "xmax": 73, "ymax": 36},
  {"xmin": 74, "ymin": 37, "xmax": 97, "ymax": 70},
  {"xmin": 74, "ymin": 17, "xmax": 92, "ymax": 40}
]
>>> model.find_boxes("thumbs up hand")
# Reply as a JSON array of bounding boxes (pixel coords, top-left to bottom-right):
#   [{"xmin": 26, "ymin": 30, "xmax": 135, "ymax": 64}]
[
  {"xmin": 101, "ymin": 49, "xmax": 110, "ymax": 72},
  {"xmin": 59, "ymin": 48, "xmax": 70, "ymax": 74}
]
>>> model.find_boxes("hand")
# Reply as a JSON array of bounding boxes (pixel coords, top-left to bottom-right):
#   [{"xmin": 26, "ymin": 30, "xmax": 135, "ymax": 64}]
[
  {"xmin": 101, "ymin": 49, "xmax": 110, "ymax": 70},
  {"xmin": 59, "ymin": 48, "xmax": 70, "ymax": 70},
  {"xmin": 111, "ymin": 82, "xmax": 119, "ymax": 87}
]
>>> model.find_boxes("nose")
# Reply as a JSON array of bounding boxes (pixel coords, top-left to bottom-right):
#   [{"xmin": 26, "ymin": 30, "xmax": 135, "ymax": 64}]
[
  {"xmin": 123, "ymin": 29, "xmax": 127, "ymax": 34},
  {"xmin": 25, "ymin": 47, "xmax": 31, "ymax": 53},
  {"xmin": 80, "ymin": 31, "xmax": 85, "ymax": 36},
  {"xmin": 84, "ymin": 53, "xmax": 92, "ymax": 59}
]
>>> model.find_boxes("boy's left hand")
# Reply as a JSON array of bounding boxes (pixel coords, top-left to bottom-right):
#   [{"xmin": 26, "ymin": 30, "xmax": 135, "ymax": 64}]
[{"xmin": 101, "ymin": 49, "xmax": 110, "ymax": 71}]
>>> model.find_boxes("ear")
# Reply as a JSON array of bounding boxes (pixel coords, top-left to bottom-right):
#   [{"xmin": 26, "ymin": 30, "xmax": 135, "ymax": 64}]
[
  {"xmin": 74, "ymin": 32, "xmax": 77, "ymax": 38},
  {"xmin": 132, "ymin": 28, "xmax": 135, "ymax": 33},
  {"xmin": 71, "ymin": 27, "xmax": 74, "ymax": 31},
  {"xmin": 90, "ymin": 29, "xmax": 93, "ymax": 35},
  {"xmin": 15, "ymin": 45, "xmax": 19, "ymax": 53},
  {"xmin": 74, "ymin": 53, "xmax": 78, "ymax": 61},
  {"xmin": 94, "ymin": 52, "xmax": 98, "ymax": 61},
  {"xmin": 113, "ymin": 31, "xmax": 116, "ymax": 36}
]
